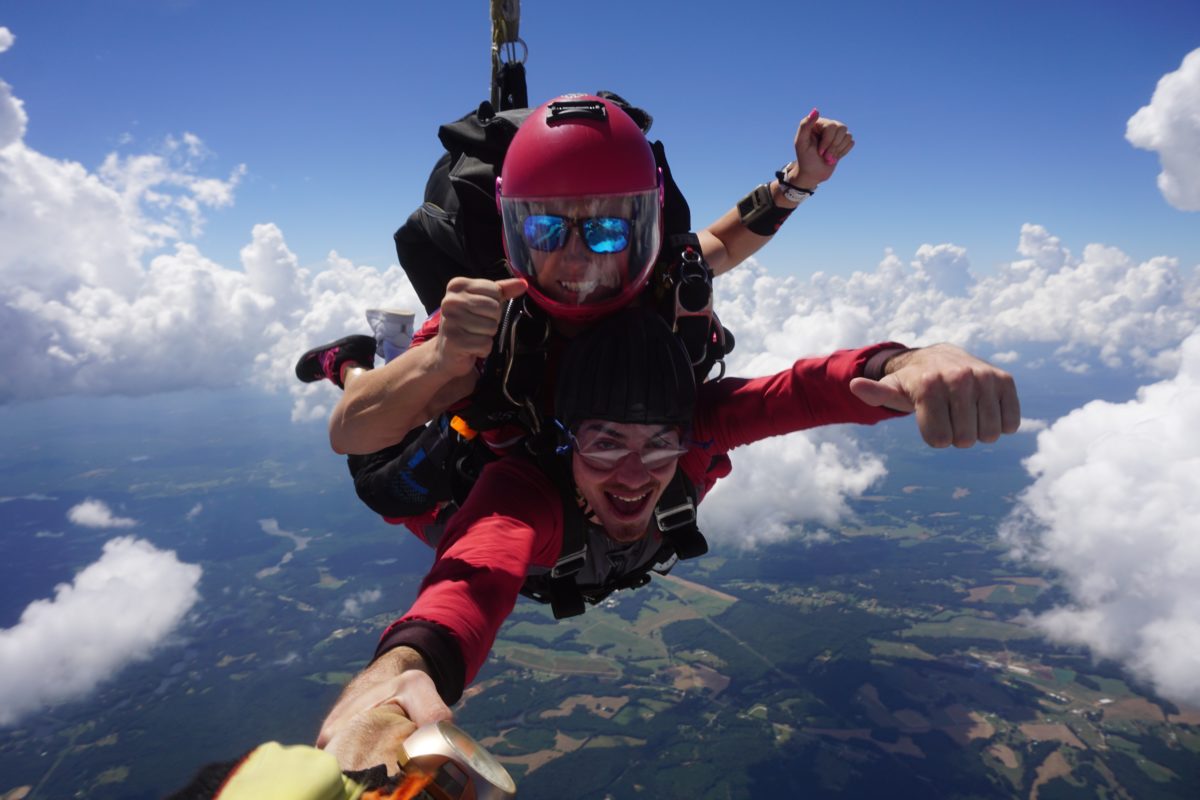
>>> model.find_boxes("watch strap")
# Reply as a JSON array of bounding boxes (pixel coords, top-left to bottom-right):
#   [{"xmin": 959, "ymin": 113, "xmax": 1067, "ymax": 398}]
[{"xmin": 776, "ymin": 163, "xmax": 815, "ymax": 204}]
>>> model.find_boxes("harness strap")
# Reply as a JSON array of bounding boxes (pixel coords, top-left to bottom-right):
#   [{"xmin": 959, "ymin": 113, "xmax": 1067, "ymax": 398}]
[
  {"xmin": 528, "ymin": 439, "xmax": 591, "ymax": 619},
  {"xmin": 459, "ymin": 298, "xmax": 549, "ymax": 434},
  {"xmin": 546, "ymin": 575, "xmax": 585, "ymax": 620},
  {"xmin": 656, "ymin": 468, "xmax": 708, "ymax": 559},
  {"xmin": 499, "ymin": 299, "xmax": 550, "ymax": 433}
]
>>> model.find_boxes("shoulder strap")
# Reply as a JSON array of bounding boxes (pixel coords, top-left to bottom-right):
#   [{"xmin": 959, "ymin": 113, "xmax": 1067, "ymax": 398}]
[
  {"xmin": 654, "ymin": 467, "xmax": 708, "ymax": 559},
  {"xmin": 518, "ymin": 438, "xmax": 588, "ymax": 619}
]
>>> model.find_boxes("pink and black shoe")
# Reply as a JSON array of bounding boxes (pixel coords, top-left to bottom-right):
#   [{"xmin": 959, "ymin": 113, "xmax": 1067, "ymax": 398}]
[{"xmin": 294, "ymin": 335, "xmax": 376, "ymax": 389}]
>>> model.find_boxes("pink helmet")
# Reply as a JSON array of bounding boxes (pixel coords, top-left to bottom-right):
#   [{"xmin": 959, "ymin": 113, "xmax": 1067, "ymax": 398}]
[{"xmin": 497, "ymin": 94, "xmax": 663, "ymax": 321}]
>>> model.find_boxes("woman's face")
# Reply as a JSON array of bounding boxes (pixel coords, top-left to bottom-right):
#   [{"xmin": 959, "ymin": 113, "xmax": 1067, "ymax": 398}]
[{"xmin": 525, "ymin": 198, "xmax": 633, "ymax": 307}]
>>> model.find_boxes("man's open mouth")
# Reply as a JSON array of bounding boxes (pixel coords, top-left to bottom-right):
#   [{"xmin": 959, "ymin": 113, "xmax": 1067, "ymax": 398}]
[{"xmin": 604, "ymin": 489, "xmax": 653, "ymax": 518}]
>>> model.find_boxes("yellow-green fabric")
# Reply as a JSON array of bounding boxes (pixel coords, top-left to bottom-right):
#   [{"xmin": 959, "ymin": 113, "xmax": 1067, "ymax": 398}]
[{"xmin": 217, "ymin": 742, "xmax": 365, "ymax": 800}]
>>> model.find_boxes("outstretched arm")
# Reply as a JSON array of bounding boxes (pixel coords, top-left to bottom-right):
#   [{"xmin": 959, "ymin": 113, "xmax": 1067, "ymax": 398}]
[
  {"xmin": 699, "ymin": 109, "xmax": 855, "ymax": 275},
  {"xmin": 317, "ymin": 646, "xmax": 453, "ymax": 774},
  {"xmin": 850, "ymin": 344, "xmax": 1021, "ymax": 448},
  {"xmin": 691, "ymin": 343, "xmax": 1019, "ymax": 458}
]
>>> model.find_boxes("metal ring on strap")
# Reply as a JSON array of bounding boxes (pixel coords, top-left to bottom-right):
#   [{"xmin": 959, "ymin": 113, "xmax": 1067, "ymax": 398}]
[
  {"xmin": 494, "ymin": 37, "xmax": 528, "ymax": 65},
  {"xmin": 490, "ymin": 0, "xmax": 525, "ymax": 64}
]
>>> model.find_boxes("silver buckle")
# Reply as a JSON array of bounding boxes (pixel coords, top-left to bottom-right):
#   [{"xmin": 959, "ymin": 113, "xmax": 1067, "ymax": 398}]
[
  {"xmin": 550, "ymin": 547, "xmax": 587, "ymax": 578},
  {"xmin": 655, "ymin": 499, "xmax": 696, "ymax": 532}
]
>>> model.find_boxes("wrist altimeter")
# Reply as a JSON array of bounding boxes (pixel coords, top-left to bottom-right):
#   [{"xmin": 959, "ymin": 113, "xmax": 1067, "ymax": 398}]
[{"xmin": 737, "ymin": 183, "xmax": 794, "ymax": 236}]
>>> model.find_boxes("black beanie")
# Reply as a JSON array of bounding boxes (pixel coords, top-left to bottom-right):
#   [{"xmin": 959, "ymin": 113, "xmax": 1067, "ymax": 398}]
[{"xmin": 554, "ymin": 308, "xmax": 697, "ymax": 430}]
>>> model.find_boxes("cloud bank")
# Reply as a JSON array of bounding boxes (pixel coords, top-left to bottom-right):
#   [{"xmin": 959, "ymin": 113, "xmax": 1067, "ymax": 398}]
[
  {"xmin": 1127, "ymin": 48, "xmax": 1200, "ymax": 211},
  {"xmin": 696, "ymin": 226, "xmax": 1197, "ymax": 546},
  {"xmin": 715, "ymin": 228, "xmax": 1198, "ymax": 381},
  {"xmin": 0, "ymin": 536, "xmax": 202, "ymax": 726},
  {"xmin": 1000, "ymin": 329, "xmax": 1200, "ymax": 706},
  {"xmin": 2, "ymin": 53, "xmax": 1197, "ymax": 422},
  {"xmin": 0, "ymin": 61, "xmax": 419, "ymax": 420}
]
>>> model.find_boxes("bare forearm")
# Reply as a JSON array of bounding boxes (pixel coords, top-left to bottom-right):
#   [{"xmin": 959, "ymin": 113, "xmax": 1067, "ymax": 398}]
[
  {"xmin": 698, "ymin": 178, "xmax": 802, "ymax": 276},
  {"xmin": 328, "ymin": 343, "xmax": 476, "ymax": 455}
]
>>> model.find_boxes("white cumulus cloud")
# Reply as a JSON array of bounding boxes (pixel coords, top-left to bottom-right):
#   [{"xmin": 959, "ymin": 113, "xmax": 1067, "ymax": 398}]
[
  {"xmin": 0, "ymin": 536, "xmax": 202, "ymax": 726},
  {"xmin": 701, "ymin": 427, "xmax": 887, "ymax": 548},
  {"xmin": 68, "ymin": 498, "xmax": 137, "ymax": 529},
  {"xmin": 1126, "ymin": 48, "xmax": 1200, "ymax": 211},
  {"xmin": 716, "ymin": 225, "xmax": 1198, "ymax": 380},
  {"xmin": 0, "ymin": 25, "xmax": 25, "ymax": 149},
  {"xmin": 0, "ymin": 79, "xmax": 23, "ymax": 148},
  {"xmin": 697, "ymin": 224, "xmax": 1197, "ymax": 546},
  {"xmin": 1000, "ymin": 327, "xmax": 1200, "ymax": 706},
  {"xmin": 0, "ymin": 74, "xmax": 419, "ymax": 419}
]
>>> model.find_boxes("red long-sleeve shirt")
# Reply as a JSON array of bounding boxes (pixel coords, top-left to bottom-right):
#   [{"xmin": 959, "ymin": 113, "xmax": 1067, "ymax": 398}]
[{"xmin": 375, "ymin": 343, "xmax": 907, "ymax": 702}]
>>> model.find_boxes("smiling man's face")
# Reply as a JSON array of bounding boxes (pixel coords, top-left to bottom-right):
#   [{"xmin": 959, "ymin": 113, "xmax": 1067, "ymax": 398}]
[{"xmin": 570, "ymin": 420, "xmax": 686, "ymax": 543}]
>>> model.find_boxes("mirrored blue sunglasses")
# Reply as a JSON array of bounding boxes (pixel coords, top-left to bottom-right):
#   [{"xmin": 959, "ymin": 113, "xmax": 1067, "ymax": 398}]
[{"xmin": 522, "ymin": 214, "xmax": 631, "ymax": 254}]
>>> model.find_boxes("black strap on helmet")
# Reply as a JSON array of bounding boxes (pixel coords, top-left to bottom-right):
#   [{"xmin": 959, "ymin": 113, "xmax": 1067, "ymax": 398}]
[{"xmin": 546, "ymin": 99, "xmax": 608, "ymax": 122}]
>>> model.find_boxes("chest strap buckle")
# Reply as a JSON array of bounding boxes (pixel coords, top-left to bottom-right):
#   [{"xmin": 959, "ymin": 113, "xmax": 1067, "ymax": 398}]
[
  {"xmin": 550, "ymin": 545, "xmax": 587, "ymax": 578},
  {"xmin": 655, "ymin": 497, "xmax": 696, "ymax": 532}
]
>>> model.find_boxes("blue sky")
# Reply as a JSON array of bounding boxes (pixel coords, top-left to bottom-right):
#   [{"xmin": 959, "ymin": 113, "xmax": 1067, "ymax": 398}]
[{"xmin": 3, "ymin": 0, "xmax": 1197, "ymax": 276}]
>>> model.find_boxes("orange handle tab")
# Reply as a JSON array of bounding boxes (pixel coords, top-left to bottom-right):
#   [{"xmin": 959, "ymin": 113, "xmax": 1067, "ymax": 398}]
[{"xmin": 449, "ymin": 415, "xmax": 478, "ymax": 440}]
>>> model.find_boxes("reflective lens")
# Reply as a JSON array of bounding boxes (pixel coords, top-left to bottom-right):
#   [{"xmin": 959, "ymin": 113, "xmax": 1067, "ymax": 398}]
[
  {"xmin": 523, "ymin": 215, "xmax": 630, "ymax": 254},
  {"xmin": 523, "ymin": 215, "xmax": 568, "ymax": 251},
  {"xmin": 581, "ymin": 217, "xmax": 630, "ymax": 253}
]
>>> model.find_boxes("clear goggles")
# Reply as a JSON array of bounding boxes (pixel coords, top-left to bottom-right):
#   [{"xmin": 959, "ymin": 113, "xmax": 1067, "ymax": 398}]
[{"xmin": 567, "ymin": 427, "xmax": 688, "ymax": 471}]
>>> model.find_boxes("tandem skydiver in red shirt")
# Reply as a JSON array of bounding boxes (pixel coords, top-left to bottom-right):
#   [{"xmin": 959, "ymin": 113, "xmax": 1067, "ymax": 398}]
[{"xmin": 317, "ymin": 306, "xmax": 1021, "ymax": 771}]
